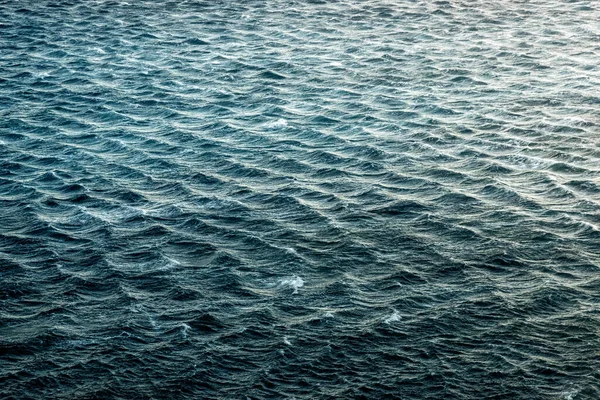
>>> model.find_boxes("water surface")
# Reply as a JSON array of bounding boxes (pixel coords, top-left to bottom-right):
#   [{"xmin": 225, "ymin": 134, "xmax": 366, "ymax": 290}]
[{"xmin": 1, "ymin": 1, "xmax": 600, "ymax": 398}]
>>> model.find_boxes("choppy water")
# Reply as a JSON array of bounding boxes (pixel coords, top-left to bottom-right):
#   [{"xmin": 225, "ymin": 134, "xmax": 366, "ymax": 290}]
[{"xmin": 1, "ymin": 1, "xmax": 600, "ymax": 398}]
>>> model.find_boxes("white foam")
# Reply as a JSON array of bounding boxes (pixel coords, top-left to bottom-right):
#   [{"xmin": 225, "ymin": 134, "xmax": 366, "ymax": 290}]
[
  {"xmin": 283, "ymin": 336, "xmax": 292, "ymax": 346},
  {"xmin": 279, "ymin": 275, "xmax": 304, "ymax": 294},
  {"xmin": 265, "ymin": 118, "xmax": 288, "ymax": 129},
  {"xmin": 181, "ymin": 323, "xmax": 191, "ymax": 339},
  {"xmin": 285, "ymin": 247, "xmax": 299, "ymax": 256},
  {"xmin": 323, "ymin": 312, "xmax": 335, "ymax": 318},
  {"xmin": 561, "ymin": 388, "xmax": 579, "ymax": 400},
  {"xmin": 33, "ymin": 71, "xmax": 50, "ymax": 79},
  {"xmin": 130, "ymin": 304, "xmax": 143, "ymax": 313},
  {"xmin": 384, "ymin": 310, "xmax": 401, "ymax": 324}
]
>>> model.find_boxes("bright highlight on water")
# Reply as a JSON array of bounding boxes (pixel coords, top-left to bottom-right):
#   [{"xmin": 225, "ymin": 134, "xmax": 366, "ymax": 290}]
[{"xmin": 1, "ymin": 1, "xmax": 599, "ymax": 399}]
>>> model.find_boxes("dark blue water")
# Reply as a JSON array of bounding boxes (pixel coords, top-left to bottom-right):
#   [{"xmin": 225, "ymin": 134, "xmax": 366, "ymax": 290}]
[{"xmin": 1, "ymin": 1, "xmax": 600, "ymax": 398}]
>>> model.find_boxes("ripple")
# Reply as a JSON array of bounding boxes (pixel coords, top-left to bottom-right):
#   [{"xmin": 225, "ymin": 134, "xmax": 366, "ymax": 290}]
[{"xmin": 1, "ymin": 0, "xmax": 600, "ymax": 398}]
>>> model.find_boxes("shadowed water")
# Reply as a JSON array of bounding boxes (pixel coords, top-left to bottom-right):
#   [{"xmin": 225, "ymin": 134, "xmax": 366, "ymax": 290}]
[{"xmin": 1, "ymin": 1, "xmax": 600, "ymax": 399}]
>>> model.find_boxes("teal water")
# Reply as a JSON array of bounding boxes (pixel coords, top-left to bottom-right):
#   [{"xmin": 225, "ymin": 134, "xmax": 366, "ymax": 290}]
[{"xmin": 1, "ymin": 1, "xmax": 600, "ymax": 399}]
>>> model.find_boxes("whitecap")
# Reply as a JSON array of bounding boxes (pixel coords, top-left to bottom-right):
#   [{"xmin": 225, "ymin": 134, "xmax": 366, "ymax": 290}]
[
  {"xmin": 561, "ymin": 388, "xmax": 579, "ymax": 400},
  {"xmin": 279, "ymin": 275, "xmax": 304, "ymax": 294},
  {"xmin": 149, "ymin": 316, "xmax": 159, "ymax": 329},
  {"xmin": 130, "ymin": 304, "xmax": 143, "ymax": 313},
  {"xmin": 283, "ymin": 336, "xmax": 292, "ymax": 346},
  {"xmin": 265, "ymin": 118, "xmax": 288, "ymax": 129},
  {"xmin": 384, "ymin": 310, "xmax": 401, "ymax": 324},
  {"xmin": 181, "ymin": 323, "xmax": 191, "ymax": 339}
]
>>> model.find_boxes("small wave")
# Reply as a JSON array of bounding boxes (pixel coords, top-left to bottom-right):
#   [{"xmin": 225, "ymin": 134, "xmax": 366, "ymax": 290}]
[
  {"xmin": 184, "ymin": 38, "xmax": 209, "ymax": 45},
  {"xmin": 258, "ymin": 70, "xmax": 286, "ymax": 80}
]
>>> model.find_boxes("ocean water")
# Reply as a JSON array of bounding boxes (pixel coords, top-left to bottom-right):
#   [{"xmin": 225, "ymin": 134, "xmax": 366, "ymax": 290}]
[{"xmin": 1, "ymin": 1, "xmax": 600, "ymax": 398}]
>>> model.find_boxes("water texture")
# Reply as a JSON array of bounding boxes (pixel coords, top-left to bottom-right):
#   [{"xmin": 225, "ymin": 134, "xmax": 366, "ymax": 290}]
[{"xmin": 1, "ymin": 1, "xmax": 600, "ymax": 398}]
